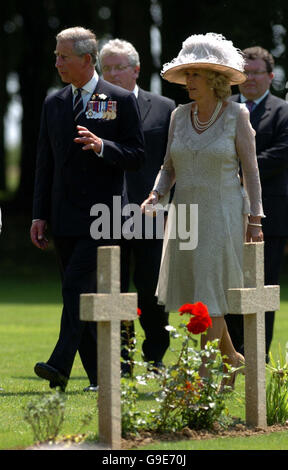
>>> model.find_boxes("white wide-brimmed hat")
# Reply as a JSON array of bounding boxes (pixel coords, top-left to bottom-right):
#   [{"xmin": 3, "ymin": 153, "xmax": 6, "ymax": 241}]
[{"xmin": 161, "ymin": 33, "xmax": 247, "ymax": 85}]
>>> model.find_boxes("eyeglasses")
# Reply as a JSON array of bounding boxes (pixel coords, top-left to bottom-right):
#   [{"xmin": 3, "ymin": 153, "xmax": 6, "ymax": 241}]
[
  {"xmin": 245, "ymin": 70, "xmax": 268, "ymax": 77},
  {"xmin": 101, "ymin": 64, "xmax": 132, "ymax": 73}
]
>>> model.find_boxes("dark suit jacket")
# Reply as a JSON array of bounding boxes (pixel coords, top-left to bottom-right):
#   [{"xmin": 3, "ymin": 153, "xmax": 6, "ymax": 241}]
[
  {"xmin": 231, "ymin": 92, "xmax": 288, "ymax": 236},
  {"xmin": 124, "ymin": 88, "xmax": 176, "ymax": 206},
  {"xmin": 33, "ymin": 78, "xmax": 145, "ymax": 237}
]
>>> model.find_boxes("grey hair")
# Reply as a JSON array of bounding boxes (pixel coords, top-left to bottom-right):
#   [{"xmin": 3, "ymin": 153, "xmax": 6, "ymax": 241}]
[
  {"xmin": 56, "ymin": 26, "xmax": 98, "ymax": 66},
  {"xmin": 99, "ymin": 39, "xmax": 140, "ymax": 67},
  {"xmin": 205, "ymin": 70, "xmax": 231, "ymax": 100}
]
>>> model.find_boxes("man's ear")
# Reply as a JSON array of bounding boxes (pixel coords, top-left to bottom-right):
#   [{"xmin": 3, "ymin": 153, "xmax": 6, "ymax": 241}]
[
  {"xmin": 268, "ymin": 72, "xmax": 274, "ymax": 84},
  {"xmin": 134, "ymin": 65, "xmax": 140, "ymax": 80},
  {"xmin": 84, "ymin": 53, "xmax": 93, "ymax": 67}
]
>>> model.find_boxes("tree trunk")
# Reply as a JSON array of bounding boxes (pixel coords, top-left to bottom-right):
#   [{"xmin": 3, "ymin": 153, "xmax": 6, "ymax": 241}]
[
  {"xmin": 15, "ymin": 4, "xmax": 57, "ymax": 208},
  {"xmin": 112, "ymin": 0, "xmax": 152, "ymax": 91}
]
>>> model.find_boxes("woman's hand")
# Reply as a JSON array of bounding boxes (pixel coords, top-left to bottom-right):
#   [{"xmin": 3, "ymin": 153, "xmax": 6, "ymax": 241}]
[
  {"xmin": 246, "ymin": 216, "xmax": 264, "ymax": 242},
  {"xmin": 141, "ymin": 190, "xmax": 160, "ymax": 215},
  {"xmin": 74, "ymin": 125, "xmax": 103, "ymax": 153}
]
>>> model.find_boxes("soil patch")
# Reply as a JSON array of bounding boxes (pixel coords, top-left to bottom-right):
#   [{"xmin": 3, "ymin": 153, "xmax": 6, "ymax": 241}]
[
  {"xmin": 27, "ymin": 421, "xmax": 288, "ymax": 450},
  {"xmin": 121, "ymin": 421, "xmax": 288, "ymax": 449}
]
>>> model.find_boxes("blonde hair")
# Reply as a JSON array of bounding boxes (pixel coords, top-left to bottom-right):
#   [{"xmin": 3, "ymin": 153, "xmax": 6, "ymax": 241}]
[{"xmin": 205, "ymin": 70, "xmax": 231, "ymax": 100}]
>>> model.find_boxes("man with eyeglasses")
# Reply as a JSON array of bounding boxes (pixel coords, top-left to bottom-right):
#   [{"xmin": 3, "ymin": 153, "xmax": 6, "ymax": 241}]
[
  {"xmin": 226, "ymin": 46, "xmax": 288, "ymax": 360},
  {"xmin": 99, "ymin": 39, "xmax": 175, "ymax": 375}
]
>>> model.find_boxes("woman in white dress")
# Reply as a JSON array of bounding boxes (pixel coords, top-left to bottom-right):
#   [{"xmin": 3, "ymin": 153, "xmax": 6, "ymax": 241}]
[{"xmin": 141, "ymin": 33, "xmax": 264, "ymax": 382}]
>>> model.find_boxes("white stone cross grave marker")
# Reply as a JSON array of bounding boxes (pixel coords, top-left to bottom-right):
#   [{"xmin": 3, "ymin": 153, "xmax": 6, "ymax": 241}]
[
  {"xmin": 227, "ymin": 242, "xmax": 280, "ymax": 427},
  {"xmin": 80, "ymin": 246, "xmax": 137, "ymax": 449}
]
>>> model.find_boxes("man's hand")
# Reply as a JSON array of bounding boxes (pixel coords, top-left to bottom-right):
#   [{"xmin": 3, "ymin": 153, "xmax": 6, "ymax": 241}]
[
  {"xmin": 30, "ymin": 219, "xmax": 49, "ymax": 250},
  {"xmin": 74, "ymin": 125, "xmax": 103, "ymax": 154}
]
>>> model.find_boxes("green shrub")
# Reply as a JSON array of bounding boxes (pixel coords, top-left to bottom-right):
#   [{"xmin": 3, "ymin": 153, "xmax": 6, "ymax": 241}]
[
  {"xmin": 23, "ymin": 391, "xmax": 66, "ymax": 443},
  {"xmin": 121, "ymin": 322, "xmax": 234, "ymax": 436},
  {"xmin": 266, "ymin": 344, "xmax": 288, "ymax": 426}
]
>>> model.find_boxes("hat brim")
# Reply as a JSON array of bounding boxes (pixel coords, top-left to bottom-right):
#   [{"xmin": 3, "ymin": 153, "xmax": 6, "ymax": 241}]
[{"xmin": 162, "ymin": 62, "xmax": 247, "ymax": 85}]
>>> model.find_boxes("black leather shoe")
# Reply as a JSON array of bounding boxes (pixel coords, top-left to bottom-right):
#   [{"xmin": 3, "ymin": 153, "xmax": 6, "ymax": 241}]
[
  {"xmin": 83, "ymin": 384, "xmax": 98, "ymax": 392},
  {"xmin": 34, "ymin": 362, "xmax": 68, "ymax": 392},
  {"xmin": 147, "ymin": 361, "xmax": 165, "ymax": 375}
]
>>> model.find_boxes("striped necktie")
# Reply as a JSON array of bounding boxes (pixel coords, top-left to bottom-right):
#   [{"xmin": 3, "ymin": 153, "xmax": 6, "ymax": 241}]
[
  {"xmin": 73, "ymin": 88, "xmax": 84, "ymax": 121},
  {"xmin": 245, "ymin": 100, "xmax": 255, "ymax": 113}
]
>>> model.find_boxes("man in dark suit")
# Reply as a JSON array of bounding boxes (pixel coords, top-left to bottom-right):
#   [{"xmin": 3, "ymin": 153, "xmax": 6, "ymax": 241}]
[
  {"xmin": 31, "ymin": 27, "xmax": 145, "ymax": 391},
  {"xmin": 226, "ymin": 46, "xmax": 288, "ymax": 359},
  {"xmin": 99, "ymin": 39, "xmax": 175, "ymax": 372}
]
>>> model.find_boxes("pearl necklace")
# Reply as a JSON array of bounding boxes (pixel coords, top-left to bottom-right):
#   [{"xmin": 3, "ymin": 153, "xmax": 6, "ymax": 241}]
[{"xmin": 193, "ymin": 101, "xmax": 222, "ymax": 131}]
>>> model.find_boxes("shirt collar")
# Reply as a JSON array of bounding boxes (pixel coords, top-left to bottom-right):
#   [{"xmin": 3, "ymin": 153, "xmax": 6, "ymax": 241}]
[
  {"xmin": 133, "ymin": 84, "xmax": 139, "ymax": 98},
  {"xmin": 71, "ymin": 70, "xmax": 99, "ymax": 95},
  {"xmin": 240, "ymin": 89, "xmax": 269, "ymax": 106}
]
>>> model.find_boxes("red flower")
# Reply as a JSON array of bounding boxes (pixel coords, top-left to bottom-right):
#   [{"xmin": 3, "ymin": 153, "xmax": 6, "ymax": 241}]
[
  {"xmin": 186, "ymin": 316, "xmax": 211, "ymax": 334},
  {"xmin": 178, "ymin": 302, "xmax": 212, "ymax": 334},
  {"xmin": 185, "ymin": 380, "xmax": 193, "ymax": 390},
  {"xmin": 137, "ymin": 308, "xmax": 142, "ymax": 317},
  {"xmin": 179, "ymin": 302, "xmax": 208, "ymax": 318}
]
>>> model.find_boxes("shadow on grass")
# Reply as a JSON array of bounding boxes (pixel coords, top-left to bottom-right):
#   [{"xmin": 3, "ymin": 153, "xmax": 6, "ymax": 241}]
[
  {"xmin": 13, "ymin": 376, "xmax": 88, "ymax": 381},
  {"xmin": 0, "ymin": 214, "xmax": 57, "ymax": 274},
  {"xmin": 0, "ymin": 213, "xmax": 61, "ymax": 304},
  {"xmin": 279, "ymin": 272, "xmax": 288, "ymax": 302},
  {"xmin": 0, "ymin": 390, "xmax": 95, "ymax": 397},
  {"xmin": 0, "ymin": 281, "xmax": 62, "ymax": 304},
  {"xmin": 2, "ymin": 213, "xmax": 288, "ymax": 304}
]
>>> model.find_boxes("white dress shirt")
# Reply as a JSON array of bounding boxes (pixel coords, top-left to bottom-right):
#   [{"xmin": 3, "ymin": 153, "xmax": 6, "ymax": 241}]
[
  {"xmin": 240, "ymin": 89, "xmax": 269, "ymax": 107},
  {"xmin": 71, "ymin": 70, "xmax": 104, "ymax": 157}
]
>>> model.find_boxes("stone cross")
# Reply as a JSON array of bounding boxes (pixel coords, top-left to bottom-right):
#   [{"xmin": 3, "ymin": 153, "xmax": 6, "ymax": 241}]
[
  {"xmin": 80, "ymin": 246, "xmax": 137, "ymax": 449},
  {"xmin": 227, "ymin": 242, "xmax": 280, "ymax": 428}
]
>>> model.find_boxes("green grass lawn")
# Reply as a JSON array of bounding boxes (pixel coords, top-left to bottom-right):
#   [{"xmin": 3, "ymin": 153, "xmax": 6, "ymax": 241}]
[
  {"xmin": 0, "ymin": 274, "xmax": 288, "ymax": 450},
  {"xmin": 0, "ymin": 214, "xmax": 288, "ymax": 450}
]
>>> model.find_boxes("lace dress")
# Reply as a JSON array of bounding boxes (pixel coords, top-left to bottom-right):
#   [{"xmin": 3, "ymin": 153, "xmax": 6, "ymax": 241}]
[{"xmin": 153, "ymin": 101, "xmax": 264, "ymax": 316}]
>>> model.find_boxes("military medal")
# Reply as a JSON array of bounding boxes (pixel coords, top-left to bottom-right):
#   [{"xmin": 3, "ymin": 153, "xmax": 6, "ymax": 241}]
[
  {"xmin": 85, "ymin": 96, "xmax": 117, "ymax": 120},
  {"xmin": 110, "ymin": 101, "xmax": 117, "ymax": 120}
]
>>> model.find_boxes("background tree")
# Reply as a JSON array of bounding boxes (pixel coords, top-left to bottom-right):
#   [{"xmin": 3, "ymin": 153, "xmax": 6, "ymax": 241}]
[
  {"xmin": 161, "ymin": 0, "xmax": 288, "ymax": 102},
  {"xmin": 0, "ymin": 0, "xmax": 288, "ymax": 211},
  {"xmin": 111, "ymin": 0, "xmax": 152, "ymax": 90},
  {"xmin": 0, "ymin": 2, "xmax": 18, "ymax": 191},
  {"xmin": 14, "ymin": 0, "xmax": 113, "ymax": 207}
]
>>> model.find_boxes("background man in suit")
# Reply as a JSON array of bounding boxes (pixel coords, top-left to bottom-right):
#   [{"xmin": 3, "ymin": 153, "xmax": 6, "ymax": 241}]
[
  {"xmin": 99, "ymin": 39, "xmax": 175, "ymax": 372},
  {"xmin": 226, "ymin": 46, "xmax": 288, "ymax": 359},
  {"xmin": 31, "ymin": 27, "xmax": 144, "ymax": 391}
]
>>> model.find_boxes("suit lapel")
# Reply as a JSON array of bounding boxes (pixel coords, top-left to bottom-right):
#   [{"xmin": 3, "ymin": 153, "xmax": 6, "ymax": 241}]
[
  {"xmin": 137, "ymin": 89, "xmax": 152, "ymax": 123},
  {"xmin": 250, "ymin": 93, "xmax": 271, "ymax": 129},
  {"xmin": 76, "ymin": 79, "xmax": 111, "ymax": 129},
  {"xmin": 233, "ymin": 93, "xmax": 271, "ymax": 129},
  {"xmin": 56, "ymin": 85, "xmax": 74, "ymax": 125},
  {"xmin": 55, "ymin": 86, "xmax": 76, "ymax": 162},
  {"xmin": 63, "ymin": 79, "xmax": 113, "ymax": 163},
  {"xmin": 89, "ymin": 77, "xmax": 110, "ymax": 102}
]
